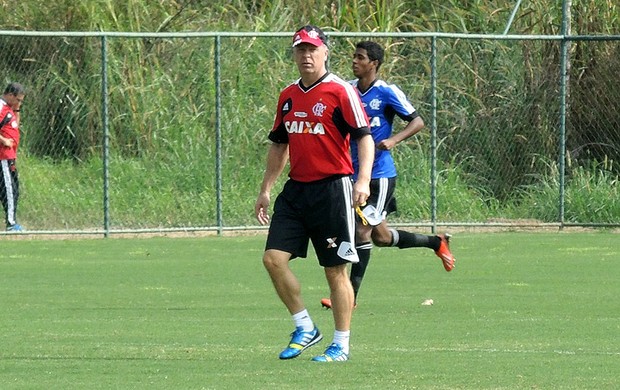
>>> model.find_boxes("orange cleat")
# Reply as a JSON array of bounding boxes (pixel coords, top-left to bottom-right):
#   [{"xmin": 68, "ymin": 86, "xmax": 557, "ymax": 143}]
[{"xmin": 435, "ymin": 233, "xmax": 456, "ymax": 272}]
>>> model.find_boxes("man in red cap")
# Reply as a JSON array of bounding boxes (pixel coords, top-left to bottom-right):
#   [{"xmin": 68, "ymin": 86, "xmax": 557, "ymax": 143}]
[{"xmin": 255, "ymin": 25, "xmax": 374, "ymax": 362}]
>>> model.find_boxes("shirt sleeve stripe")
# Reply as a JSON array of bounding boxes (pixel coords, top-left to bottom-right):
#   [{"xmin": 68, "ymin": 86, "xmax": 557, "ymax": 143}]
[
  {"xmin": 344, "ymin": 82, "xmax": 368, "ymax": 127},
  {"xmin": 387, "ymin": 83, "xmax": 416, "ymax": 114},
  {"xmin": 330, "ymin": 74, "xmax": 369, "ymax": 128}
]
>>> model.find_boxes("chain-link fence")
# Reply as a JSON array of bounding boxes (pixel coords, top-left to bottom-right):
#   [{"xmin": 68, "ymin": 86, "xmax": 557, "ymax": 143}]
[{"xmin": 0, "ymin": 31, "xmax": 618, "ymax": 235}]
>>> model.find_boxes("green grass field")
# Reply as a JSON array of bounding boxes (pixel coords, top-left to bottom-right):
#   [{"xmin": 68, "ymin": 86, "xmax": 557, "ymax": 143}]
[{"xmin": 1, "ymin": 232, "xmax": 618, "ymax": 389}]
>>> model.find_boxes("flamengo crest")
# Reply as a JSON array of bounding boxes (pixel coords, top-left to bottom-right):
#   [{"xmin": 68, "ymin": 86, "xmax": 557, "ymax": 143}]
[{"xmin": 312, "ymin": 102, "xmax": 327, "ymax": 117}]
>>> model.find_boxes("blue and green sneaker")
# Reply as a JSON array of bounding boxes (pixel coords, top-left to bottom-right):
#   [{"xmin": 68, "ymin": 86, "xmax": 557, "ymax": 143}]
[
  {"xmin": 311, "ymin": 343, "xmax": 349, "ymax": 362},
  {"xmin": 279, "ymin": 326, "xmax": 322, "ymax": 359}
]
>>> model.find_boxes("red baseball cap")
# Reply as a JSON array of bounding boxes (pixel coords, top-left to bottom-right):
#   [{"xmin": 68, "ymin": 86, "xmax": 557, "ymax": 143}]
[{"xmin": 292, "ymin": 25, "xmax": 327, "ymax": 47}]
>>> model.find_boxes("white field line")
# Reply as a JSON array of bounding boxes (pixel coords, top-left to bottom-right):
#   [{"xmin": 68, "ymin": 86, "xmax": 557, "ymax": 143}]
[{"xmin": 383, "ymin": 346, "xmax": 620, "ymax": 356}]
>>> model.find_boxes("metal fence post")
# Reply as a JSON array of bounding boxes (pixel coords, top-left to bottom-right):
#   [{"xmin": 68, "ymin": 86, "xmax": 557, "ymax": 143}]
[
  {"xmin": 101, "ymin": 35, "xmax": 110, "ymax": 238},
  {"xmin": 215, "ymin": 35, "xmax": 223, "ymax": 235},
  {"xmin": 558, "ymin": 0, "xmax": 572, "ymax": 229},
  {"xmin": 430, "ymin": 36, "xmax": 438, "ymax": 234}
]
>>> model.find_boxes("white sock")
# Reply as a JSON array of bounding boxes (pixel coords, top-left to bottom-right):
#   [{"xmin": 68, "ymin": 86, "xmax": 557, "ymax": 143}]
[
  {"xmin": 292, "ymin": 309, "xmax": 314, "ymax": 332},
  {"xmin": 390, "ymin": 228, "xmax": 400, "ymax": 246},
  {"xmin": 332, "ymin": 330, "xmax": 350, "ymax": 354}
]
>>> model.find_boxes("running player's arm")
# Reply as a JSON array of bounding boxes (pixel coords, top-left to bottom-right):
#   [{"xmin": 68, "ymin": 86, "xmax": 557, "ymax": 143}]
[
  {"xmin": 378, "ymin": 115, "xmax": 424, "ymax": 151},
  {"xmin": 377, "ymin": 85, "xmax": 425, "ymax": 150}
]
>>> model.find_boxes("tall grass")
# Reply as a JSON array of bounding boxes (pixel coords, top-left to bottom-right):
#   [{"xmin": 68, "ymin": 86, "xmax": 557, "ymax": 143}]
[
  {"xmin": 20, "ymin": 143, "xmax": 619, "ymax": 229},
  {"xmin": 514, "ymin": 159, "xmax": 620, "ymax": 223}
]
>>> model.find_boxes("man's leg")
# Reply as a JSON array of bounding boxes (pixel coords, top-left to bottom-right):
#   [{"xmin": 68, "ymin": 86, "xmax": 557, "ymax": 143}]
[
  {"xmin": 312, "ymin": 264, "xmax": 352, "ymax": 362},
  {"xmin": 349, "ymin": 242, "xmax": 371, "ymax": 305},
  {"xmin": 373, "ymin": 226, "xmax": 455, "ymax": 271},
  {"xmin": 263, "ymin": 249, "xmax": 304, "ymax": 314},
  {"xmin": 264, "ymin": 249, "xmax": 322, "ymax": 359},
  {"xmin": 371, "ymin": 220, "xmax": 439, "ymax": 249},
  {"xmin": 0, "ymin": 160, "xmax": 11, "ymax": 227},
  {"xmin": 11, "ymin": 167, "xmax": 18, "ymax": 224},
  {"xmin": 349, "ymin": 221, "xmax": 373, "ymax": 304},
  {"xmin": 324, "ymin": 263, "xmax": 354, "ymax": 332},
  {"xmin": 322, "ymin": 222, "xmax": 373, "ymax": 309},
  {"xmin": 388, "ymin": 228, "xmax": 440, "ymax": 249}
]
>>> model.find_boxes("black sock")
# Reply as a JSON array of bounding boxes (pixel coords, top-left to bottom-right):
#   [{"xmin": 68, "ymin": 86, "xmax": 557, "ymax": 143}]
[
  {"xmin": 350, "ymin": 242, "xmax": 372, "ymax": 303},
  {"xmin": 390, "ymin": 228, "xmax": 441, "ymax": 250}
]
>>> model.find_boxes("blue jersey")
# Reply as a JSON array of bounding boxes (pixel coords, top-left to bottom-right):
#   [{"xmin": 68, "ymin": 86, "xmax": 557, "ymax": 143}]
[{"xmin": 350, "ymin": 79, "xmax": 419, "ymax": 180}]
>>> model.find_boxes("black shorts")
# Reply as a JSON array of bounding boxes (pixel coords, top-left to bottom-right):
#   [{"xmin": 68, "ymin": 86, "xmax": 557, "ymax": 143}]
[
  {"xmin": 265, "ymin": 176, "xmax": 358, "ymax": 267},
  {"xmin": 368, "ymin": 176, "xmax": 397, "ymax": 215}
]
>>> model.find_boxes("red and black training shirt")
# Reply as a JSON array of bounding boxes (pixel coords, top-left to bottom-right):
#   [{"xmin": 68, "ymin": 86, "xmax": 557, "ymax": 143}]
[{"xmin": 269, "ymin": 72, "xmax": 370, "ymax": 183}]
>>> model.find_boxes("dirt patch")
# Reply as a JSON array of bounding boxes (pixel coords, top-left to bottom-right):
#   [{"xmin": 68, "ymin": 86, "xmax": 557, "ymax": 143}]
[
  {"xmin": 1, "ymin": 221, "xmax": 617, "ymax": 241},
  {"xmin": 0, "ymin": 228, "xmax": 270, "ymax": 240}
]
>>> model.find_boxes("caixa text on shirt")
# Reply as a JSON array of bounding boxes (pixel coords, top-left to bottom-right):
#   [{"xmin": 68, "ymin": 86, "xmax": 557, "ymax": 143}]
[{"xmin": 284, "ymin": 121, "xmax": 325, "ymax": 135}]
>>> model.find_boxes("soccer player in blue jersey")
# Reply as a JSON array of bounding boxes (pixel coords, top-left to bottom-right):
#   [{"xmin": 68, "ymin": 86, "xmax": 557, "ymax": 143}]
[{"xmin": 321, "ymin": 41, "xmax": 456, "ymax": 309}]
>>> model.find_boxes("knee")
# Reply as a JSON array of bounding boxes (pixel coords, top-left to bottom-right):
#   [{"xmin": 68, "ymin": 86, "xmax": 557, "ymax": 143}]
[
  {"xmin": 263, "ymin": 254, "xmax": 278, "ymax": 271},
  {"xmin": 372, "ymin": 232, "xmax": 392, "ymax": 247},
  {"xmin": 325, "ymin": 264, "xmax": 348, "ymax": 284},
  {"xmin": 355, "ymin": 227, "xmax": 373, "ymax": 246},
  {"xmin": 262, "ymin": 250, "xmax": 288, "ymax": 272},
  {"xmin": 370, "ymin": 223, "xmax": 393, "ymax": 247},
  {"xmin": 374, "ymin": 240, "xmax": 390, "ymax": 247}
]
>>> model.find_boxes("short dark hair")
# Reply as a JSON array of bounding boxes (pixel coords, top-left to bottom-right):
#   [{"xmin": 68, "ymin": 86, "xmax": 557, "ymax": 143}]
[
  {"xmin": 356, "ymin": 41, "xmax": 385, "ymax": 71},
  {"xmin": 4, "ymin": 82, "xmax": 26, "ymax": 96}
]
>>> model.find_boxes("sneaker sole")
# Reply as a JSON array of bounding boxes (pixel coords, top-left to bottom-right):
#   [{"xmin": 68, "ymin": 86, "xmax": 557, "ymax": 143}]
[{"xmin": 312, "ymin": 354, "xmax": 349, "ymax": 362}]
